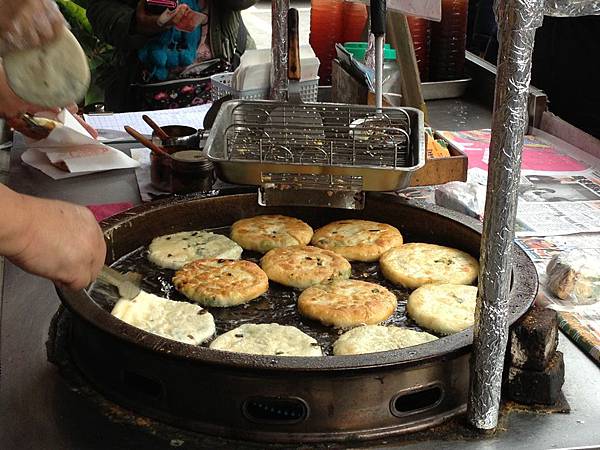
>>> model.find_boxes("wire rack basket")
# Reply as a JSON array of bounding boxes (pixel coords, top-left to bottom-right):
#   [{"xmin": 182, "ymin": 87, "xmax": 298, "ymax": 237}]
[
  {"xmin": 205, "ymin": 100, "xmax": 425, "ymax": 193},
  {"xmin": 224, "ymin": 103, "xmax": 411, "ymax": 167}
]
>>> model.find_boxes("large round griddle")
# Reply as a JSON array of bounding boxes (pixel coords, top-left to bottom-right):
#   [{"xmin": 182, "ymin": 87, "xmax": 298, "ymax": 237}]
[{"xmin": 58, "ymin": 192, "xmax": 537, "ymax": 443}]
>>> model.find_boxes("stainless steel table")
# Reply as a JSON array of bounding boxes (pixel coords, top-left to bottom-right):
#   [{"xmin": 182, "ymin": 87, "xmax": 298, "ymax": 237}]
[{"xmin": 2, "ymin": 98, "xmax": 599, "ymax": 450}]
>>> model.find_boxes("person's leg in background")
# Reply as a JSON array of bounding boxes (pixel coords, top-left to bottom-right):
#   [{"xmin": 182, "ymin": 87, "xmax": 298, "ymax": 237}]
[
  {"xmin": 467, "ymin": 0, "xmax": 498, "ymax": 63},
  {"xmin": 532, "ymin": 15, "xmax": 600, "ymax": 139}
]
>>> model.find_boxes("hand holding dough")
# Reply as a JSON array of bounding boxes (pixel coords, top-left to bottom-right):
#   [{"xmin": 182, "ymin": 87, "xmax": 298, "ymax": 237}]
[
  {"xmin": 0, "ymin": 0, "xmax": 65, "ymax": 55},
  {"xmin": 2, "ymin": 27, "xmax": 90, "ymax": 108}
]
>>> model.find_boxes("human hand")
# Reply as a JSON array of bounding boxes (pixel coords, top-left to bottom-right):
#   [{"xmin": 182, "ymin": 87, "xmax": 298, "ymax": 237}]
[
  {"xmin": 134, "ymin": 0, "xmax": 189, "ymax": 35},
  {"xmin": 3, "ymin": 101, "xmax": 99, "ymax": 141},
  {"xmin": 65, "ymin": 104, "xmax": 99, "ymax": 139},
  {"xmin": 7, "ymin": 195, "xmax": 106, "ymax": 291},
  {"xmin": 0, "ymin": 0, "xmax": 66, "ymax": 55},
  {"xmin": 4, "ymin": 114, "xmax": 58, "ymax": 140}
]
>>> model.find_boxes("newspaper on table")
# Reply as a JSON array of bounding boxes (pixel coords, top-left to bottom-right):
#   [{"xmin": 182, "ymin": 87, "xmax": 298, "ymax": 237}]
[
  {"xmin": 514, "ymin": 171, "xmax": 600, "ymax": 237},
  {"xmin": 466, "ymin": 168, "xmax": 600, "ymax": 237},
  {"xmin": 432, "ymin": 129, "xmax": 600, "ymax": 237}
]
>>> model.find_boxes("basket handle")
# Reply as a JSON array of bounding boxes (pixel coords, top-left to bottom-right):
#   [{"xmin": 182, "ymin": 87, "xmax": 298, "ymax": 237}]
[
  {"xmin": 371, "ymin": 0, "xmax": 387, "ymax": 37},
  {"xmin": 287, "ymin": 8, "xmax": 301, "ymax": 83}
]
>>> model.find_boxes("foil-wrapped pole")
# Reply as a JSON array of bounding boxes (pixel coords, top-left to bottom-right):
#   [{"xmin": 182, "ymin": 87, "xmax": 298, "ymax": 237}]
[
  {"xmin": 544, "ymin": 0, "xmax": 600, "ymax": 16},
  {"xmin": 270, "ymin": 0, "xmax": 289, "ymax": 100},
  {"xmin": 364, "ymin": 34, "xmax": 376, "ymax": 71},
  {"xmin": 467, "ymin": 0, "xmax": 544, "ymax": 430}
]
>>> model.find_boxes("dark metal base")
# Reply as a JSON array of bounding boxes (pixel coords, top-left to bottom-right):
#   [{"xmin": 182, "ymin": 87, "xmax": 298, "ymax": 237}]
[
  {"xmin": 58, "ymin": 192, "xmax": 537, "ymax": 443},
  {"xmin": 68, "ymin": 315, "xmax": 470, "ymax": 442}
]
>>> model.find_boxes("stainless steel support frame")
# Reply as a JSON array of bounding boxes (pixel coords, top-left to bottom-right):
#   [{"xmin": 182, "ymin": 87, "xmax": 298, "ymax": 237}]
[
  {"xmin": 467, "ymin": 0, "xmax": 544, "ymax": 430},
  {"xmin": 465, "ymin": 52, "xmax": 548, "ymax": 129},
  {"xmin": 469, "ymin": 0, "xmax": 599, "ymax": 428}
]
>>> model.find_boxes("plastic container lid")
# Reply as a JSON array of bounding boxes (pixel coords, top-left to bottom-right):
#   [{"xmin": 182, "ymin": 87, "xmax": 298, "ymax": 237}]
[{"xmin": 343, "ymin": 42, "xmax": 397, "ymax": 61}]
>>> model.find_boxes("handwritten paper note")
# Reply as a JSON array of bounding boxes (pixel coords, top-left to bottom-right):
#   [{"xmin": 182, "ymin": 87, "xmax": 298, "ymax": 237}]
[{"xmin": 84, "ymin": 103, "xmax": 212, "ymax": 135}]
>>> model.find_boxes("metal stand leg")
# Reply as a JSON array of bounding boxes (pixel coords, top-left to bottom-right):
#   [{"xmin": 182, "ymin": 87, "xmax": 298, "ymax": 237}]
[{"xmin": 467, "ymin": 0, "xmax": 543, "ymax": 430}]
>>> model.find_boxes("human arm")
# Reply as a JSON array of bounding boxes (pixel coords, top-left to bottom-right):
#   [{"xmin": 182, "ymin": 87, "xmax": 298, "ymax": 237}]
[
  {"xmin": 0, "ymin": 0, "xmax": 64, "ymax": 118},
  {"xmin": 1, "ymin": 63, "xmax": 96, "ymax": 139},
  {"xmin": 87, "ymin": 0, "xmax": 150, "ymax": 50},
  {"xmin": 0, "ymin": 184, "xmax": 106, "ymax": 291},
  {"xmin": 87, "ymin": 0, "xmax": 187, "ymax": 49}
]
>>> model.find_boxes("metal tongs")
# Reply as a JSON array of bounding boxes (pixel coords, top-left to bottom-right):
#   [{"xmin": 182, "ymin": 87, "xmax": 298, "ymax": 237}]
[
  {"xmin": 351, "ymin": 1, "xmax": 397, "ymax": 136},
  {"xmin": 371, "ymin": 0, "xmax": 387, "ymax": 111},
  {"xmin": 16, "ymin": 113, "xmax": 57, "ymax": 140},
  {"xmin": 350, "ymin": 1, "xmax": 399, "ymax": 138}
]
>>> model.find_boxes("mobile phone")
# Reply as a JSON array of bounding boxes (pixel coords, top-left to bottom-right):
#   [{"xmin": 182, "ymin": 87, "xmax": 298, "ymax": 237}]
[{"xmin": 144, "ymin": 0, "xmax": 177, "ymax": 15}]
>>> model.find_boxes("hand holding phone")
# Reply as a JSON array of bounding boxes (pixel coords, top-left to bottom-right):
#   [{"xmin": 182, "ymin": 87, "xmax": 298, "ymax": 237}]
[
  {"xmin": 174, "ymin": 8, "xmax": 206, "ymax": 32},
  {"xmin": 135, "ymin": 0, "xmax": 186, "ymax": 35}
]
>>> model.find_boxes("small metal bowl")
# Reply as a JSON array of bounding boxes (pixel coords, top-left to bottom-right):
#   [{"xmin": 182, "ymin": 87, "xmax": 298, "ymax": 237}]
[
  {"xmin": 150, "ymin": 146, "xmax": 215, "ymax": 194},
  {"xmin": 170, "ymin": 150, "xmax": 215, "ymax": 194},
  {"xmin": 151, "ymin": 125, "xmax": 200, "ymax": 149}
]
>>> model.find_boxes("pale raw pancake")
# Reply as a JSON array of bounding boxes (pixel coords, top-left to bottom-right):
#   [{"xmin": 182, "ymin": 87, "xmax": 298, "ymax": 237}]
[
  {"xmin": 230, "ymin": 215, "xmax": 313, "ymax": 253},
  {"xmin": 298, "ymin": 279, "xmax": 397, "ymax": 328},
  {"xmin": 407, "ymin": 284, "xmax": 478, "ymax": 335},
  {"xmin": 3, "ymin": 28, "xmax": 90, "ymax": 108},
  {"xmin": 260, "ymin": 245, "xmax": 351, "ymax": 289},
  {"xmin": 333, "ymin": 325, "xmax": 437, "ymax": 355},
  {"xmin": 111, "ymin": 291, "xmax": 215, "ymax": 345},
  {"xmin": 311, "ymin": 220, "xmax": 404, "ymax": 262},
  {"xmin": 209, "ymin": 323, "xmax": 322, "ymax": 356},
  {"xmin": 380, "ymin": 243, "xmax": 479, "ymax": 289},
  {"xmin": 148, "ymin": 231, "xmax": 243, "ymax": 270},
  {"xmin": 172, "ymin": 259, "xmax": 269, "ymax": 307}
]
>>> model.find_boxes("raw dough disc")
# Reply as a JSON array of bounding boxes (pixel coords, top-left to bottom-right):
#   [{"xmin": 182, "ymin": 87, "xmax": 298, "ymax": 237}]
[{"xmin": 3, "ymin": 27, "xmax": 90, "ymax": 108}]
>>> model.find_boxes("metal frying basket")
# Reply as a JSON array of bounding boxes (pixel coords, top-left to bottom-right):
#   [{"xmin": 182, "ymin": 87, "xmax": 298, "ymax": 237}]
[
  {"xmin": 204, "ymin": 3, "xmax": 424, "ymax": 209},
  {"xmin": 204, "ymin": 100, "xmax": 425, "ymax": 208}
]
